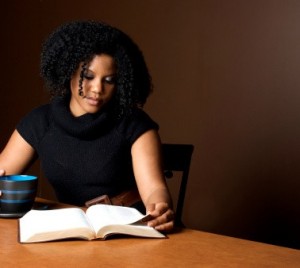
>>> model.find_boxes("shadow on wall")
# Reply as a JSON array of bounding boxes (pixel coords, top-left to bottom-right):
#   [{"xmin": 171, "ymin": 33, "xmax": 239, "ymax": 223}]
[{"xmin": 207, "ymin": 140, "xmax": 300, "ymax": 249}]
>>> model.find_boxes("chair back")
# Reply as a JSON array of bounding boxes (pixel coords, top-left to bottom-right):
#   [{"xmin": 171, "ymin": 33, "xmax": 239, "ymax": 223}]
[{"xmin": 162, "ymin": 143, "xmax": 194, "ymax": 227}]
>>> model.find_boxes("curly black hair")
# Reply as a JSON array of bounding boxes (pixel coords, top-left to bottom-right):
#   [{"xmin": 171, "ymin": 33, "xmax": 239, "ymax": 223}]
[{"xmin": 40, "ymin": 20, "xmax": 152, "ymax": 118}]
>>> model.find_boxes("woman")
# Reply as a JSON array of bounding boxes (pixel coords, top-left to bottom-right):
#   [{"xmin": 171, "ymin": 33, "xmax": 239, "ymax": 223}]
[{"xmin": 0, "ymin": 21, "xmax": 174, "ymax": 231}]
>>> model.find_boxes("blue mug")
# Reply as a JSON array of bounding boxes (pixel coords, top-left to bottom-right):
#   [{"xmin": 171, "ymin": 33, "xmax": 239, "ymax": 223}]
[{"xmin": 0, "ymin": 175, "xmax": 38, "ymax": 216}]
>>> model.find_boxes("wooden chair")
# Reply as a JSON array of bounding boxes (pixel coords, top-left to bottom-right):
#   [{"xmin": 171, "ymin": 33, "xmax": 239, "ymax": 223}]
[{"xmin": 162, "ymin": 143, "xmax": 194, "ymax": 227}]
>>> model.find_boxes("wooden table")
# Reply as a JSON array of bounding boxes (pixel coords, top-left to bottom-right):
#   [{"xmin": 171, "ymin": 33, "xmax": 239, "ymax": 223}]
[{"xmin": 1, "ymin": 199, "xmax": 299, "ymax": 267}]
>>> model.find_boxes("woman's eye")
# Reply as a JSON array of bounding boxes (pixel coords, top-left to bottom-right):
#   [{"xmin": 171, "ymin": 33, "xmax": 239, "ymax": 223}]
[
  {"xmin": 84, "ymin": 74, "xmax": 94, "ymax": 80},
  {"xmin": 104, "ymin": 76, "xmax": 116, "ymax": 84}
]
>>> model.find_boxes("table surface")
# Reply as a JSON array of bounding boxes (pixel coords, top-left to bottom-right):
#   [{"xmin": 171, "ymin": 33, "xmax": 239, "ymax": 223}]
[{"xmin": 1, "ymin": 199, "xmax": 299, "ymax": 267}]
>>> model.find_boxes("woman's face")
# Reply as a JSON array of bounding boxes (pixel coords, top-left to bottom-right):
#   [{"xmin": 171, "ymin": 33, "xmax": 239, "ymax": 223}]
[{"xmin": 69, "ymin": 54, "xmax": 116, "ymax": 116}]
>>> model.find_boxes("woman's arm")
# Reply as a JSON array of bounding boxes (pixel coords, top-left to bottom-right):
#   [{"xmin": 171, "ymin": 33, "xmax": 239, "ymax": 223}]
[
  {"xmin": 131, "ymin": 129, "xmax": 174, "ymax": 231},
  {"xmin": 0, "ymin": 130, "xmax": 36, "ymax": 175}
]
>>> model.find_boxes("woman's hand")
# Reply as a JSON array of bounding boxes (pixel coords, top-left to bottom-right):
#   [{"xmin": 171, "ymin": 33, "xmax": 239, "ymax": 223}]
[
  {"xmin": 131, "ymin": 130, "xmax": 175, "ymax": 232},
  {"xmin": 146, "ymin": 202, "xmax": 174, "ymax": 232}
]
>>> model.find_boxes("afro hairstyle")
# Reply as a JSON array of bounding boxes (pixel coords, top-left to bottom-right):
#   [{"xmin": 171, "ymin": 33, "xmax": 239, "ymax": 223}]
[{"xmin": 40, "ymin": 20, "xmax": 152, "ymax": 118}]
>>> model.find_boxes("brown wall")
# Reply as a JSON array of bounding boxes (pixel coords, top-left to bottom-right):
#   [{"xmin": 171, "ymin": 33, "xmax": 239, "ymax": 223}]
[{"xmin": 1, "ymin": 0, "xmax": 299, "ymax": 248}]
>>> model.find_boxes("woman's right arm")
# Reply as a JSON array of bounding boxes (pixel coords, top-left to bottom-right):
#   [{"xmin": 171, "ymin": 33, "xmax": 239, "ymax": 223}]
[{"xmin": 0, "ymin": 130, "xmax": 36, "ymax": 175}]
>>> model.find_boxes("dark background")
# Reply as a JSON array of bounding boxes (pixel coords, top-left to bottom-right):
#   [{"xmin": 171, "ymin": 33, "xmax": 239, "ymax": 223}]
[{"xmin": 1, "ymin": 0, "xmax": 299, "ymax": 248}]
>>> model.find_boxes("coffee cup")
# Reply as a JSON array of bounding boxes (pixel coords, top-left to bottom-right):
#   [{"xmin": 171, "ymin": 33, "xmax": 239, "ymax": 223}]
[{"xmin": 0, "ymin": 175, "xmax": 38, "ymax": 217}]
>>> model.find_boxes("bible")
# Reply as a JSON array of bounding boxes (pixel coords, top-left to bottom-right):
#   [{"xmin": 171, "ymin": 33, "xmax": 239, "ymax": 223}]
[{"xmin": 19, "ymin": 204, "xmax": 166, "ymax": 243}]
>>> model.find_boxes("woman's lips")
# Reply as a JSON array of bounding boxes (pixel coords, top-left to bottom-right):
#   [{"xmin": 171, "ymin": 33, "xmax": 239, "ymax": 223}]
[{"xmin": 86, "ymin": 97, "xmax": 101, "ymax": 106}]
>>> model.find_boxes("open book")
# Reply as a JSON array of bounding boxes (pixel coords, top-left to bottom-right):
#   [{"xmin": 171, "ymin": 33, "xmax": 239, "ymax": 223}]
[{"xmin": 19, "ymin": 204, "xmax": 166, "ymax": 243}]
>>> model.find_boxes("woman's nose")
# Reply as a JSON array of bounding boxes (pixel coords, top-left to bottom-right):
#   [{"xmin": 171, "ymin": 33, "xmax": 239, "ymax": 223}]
[{"xmin": 91, "ymin": 81, "xmax": 103, "ymax": 94}]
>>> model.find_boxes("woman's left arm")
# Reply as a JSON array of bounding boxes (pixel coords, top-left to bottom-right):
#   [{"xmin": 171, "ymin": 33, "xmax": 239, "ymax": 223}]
[{"xmin": 131, "ymin": 129, "xmax": 174, "ymax": 232}]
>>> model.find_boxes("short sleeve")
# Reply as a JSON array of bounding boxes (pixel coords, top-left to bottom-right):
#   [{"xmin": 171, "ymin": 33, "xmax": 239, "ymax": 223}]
[
  {"xmin": 16, "ymin": 104, "xmax": 51, "ymax": 150},
  {"xmin": 118, "ymin": 109, "xmax": 159, "ymax": 145}
]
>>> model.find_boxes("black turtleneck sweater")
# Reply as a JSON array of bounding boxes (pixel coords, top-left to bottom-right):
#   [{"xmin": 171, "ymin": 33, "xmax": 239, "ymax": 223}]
[{"xmin": 16, "ymin": 97, "xmax": 158, "ymax": 206}]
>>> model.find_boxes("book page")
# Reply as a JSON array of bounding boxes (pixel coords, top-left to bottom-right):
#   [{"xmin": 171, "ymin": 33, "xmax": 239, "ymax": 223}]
[
  {"xmin": 98, "ymin": 224, "xmax": 166, "ymax": 239},
  {"xmin": 19, "ymin": 208, "xmax": 95, "ymax": 243},
  {"xmin": 86, "ymin": 204, "xmax": 148, "ymax": 234}
]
